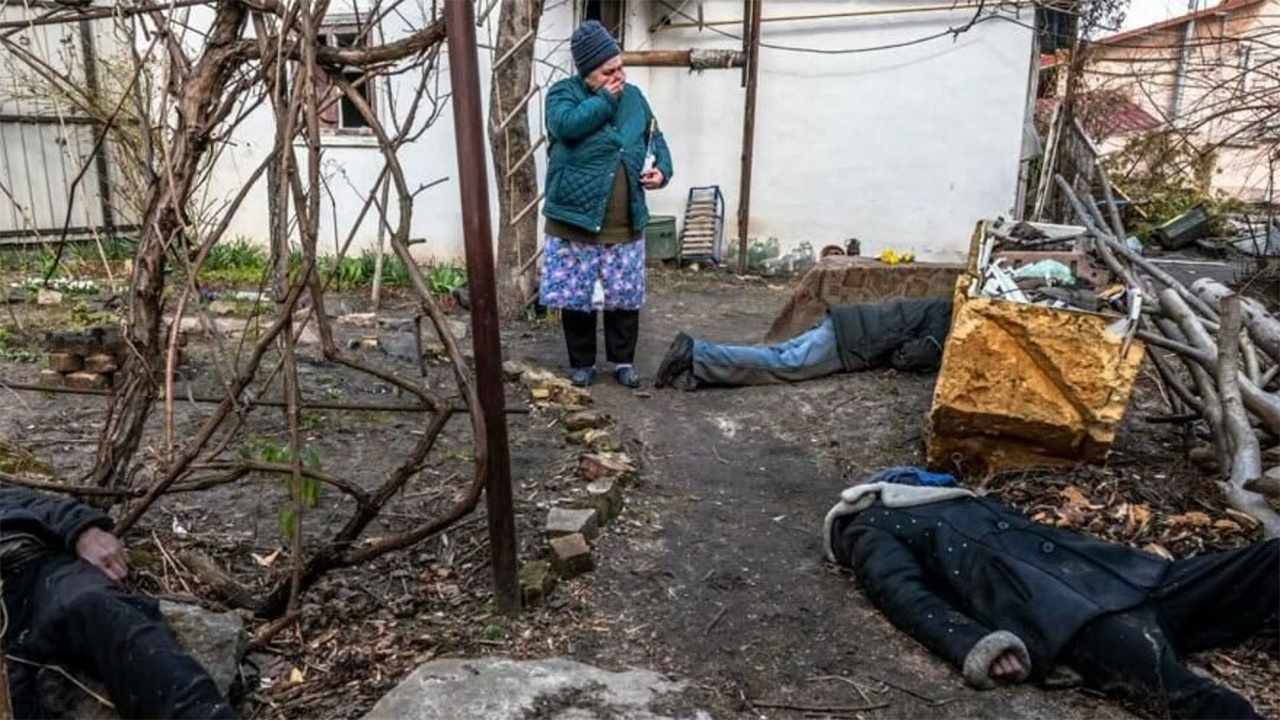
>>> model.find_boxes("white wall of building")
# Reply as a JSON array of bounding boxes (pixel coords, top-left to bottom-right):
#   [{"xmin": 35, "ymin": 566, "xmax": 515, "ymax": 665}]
[{"xmin": 203, "ymin": 0, "xmax": 1037, "ymax": 264}]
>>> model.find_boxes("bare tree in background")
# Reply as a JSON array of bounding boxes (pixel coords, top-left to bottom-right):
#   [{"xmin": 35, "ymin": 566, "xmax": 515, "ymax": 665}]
[{"xmin": 488, "ymin": 0, "xmax": 547, "ymax": 315}]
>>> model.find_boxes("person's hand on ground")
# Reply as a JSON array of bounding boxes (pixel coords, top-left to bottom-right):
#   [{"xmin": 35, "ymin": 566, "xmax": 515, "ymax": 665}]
[
  {"xmin": 76, "ymin": 527, "xmax": 128, "ymax": 582},
  {"xmin": 640, "ymin": 168, "xmax": 665, "ymax": 189},
  {"xmin": 989, "ymin": 649, "xmax": 1027, "ymax": 682}
]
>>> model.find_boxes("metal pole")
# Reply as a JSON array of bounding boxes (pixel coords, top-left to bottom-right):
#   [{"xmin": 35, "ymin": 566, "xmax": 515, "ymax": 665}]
[
  {"xmin": 736, "ymin": 0, "xmax": 762, "ymax": 275},
  {"xmin": 444, "ymin": 0, "xmax": 521, "ymax": 614}
]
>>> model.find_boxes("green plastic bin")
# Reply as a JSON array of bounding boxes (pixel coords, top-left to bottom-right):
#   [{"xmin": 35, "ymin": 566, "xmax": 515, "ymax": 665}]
[{"xmin": 645, "ymin": 216, "xmax": 678, "ymax": 262}]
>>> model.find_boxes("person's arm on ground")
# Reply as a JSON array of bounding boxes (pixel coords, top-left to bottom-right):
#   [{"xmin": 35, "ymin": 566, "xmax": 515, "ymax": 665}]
[
  {"xmin": 889, "ymin": 337, "xmax": 944, "ymax": 373},
  {"xmin": 0, "ymin": 484, "xmax": 126, "ymax": 580},
  {"xmin": 845, "ymin": 524, "xmax": 1031, "ymax": 688},
  {"xmin": 546, "ymin": 80, "xmax": 617, "ymax": 142}
]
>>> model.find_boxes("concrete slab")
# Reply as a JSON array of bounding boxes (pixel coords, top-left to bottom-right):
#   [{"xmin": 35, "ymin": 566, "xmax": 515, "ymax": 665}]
[{"xmin": 362, "ymin": 657, "xmax": 710, "ymax": 720}]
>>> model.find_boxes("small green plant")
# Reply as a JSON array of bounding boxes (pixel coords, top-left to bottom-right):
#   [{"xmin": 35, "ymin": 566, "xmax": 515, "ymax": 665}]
[
  {"xmin": 242, "ymin": 437, "xmax": 325, "ymax": 538},
  {"xmin": 299, "ymin": 412, "xmax": 329, "ymax": 431},
  {"xmin": 425, "ymin": 264, "xmax": 466, "ymax": 295},
  {"xmin": 0, "ymin": 324, "xmax": 40, "ymax": 363},
  {"xmin": 198, "ymin": 238, "xmax": 271, "ymax": 286}
]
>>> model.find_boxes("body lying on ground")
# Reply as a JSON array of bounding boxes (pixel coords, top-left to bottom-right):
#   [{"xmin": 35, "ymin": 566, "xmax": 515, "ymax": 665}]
[
  {"xmin": 0, "ymin": 481, "xmax": 237, "ymax": 719},
  {"xmin": 825, "ymin": 467, "xmax": 1279, "ymax": 720},
  {"xmin": 655, "ymin": 298, "xmax": 953, "ymax": 390}
]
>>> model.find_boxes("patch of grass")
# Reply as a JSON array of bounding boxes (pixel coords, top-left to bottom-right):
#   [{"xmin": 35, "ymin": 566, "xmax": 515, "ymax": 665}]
[
  {"xmin": 0, "ymin": 324, "xmax": 41, "ymax": 363},
  {"xmin": 299, "ymin": 412, "xmax": 329, "ymax": 431}
]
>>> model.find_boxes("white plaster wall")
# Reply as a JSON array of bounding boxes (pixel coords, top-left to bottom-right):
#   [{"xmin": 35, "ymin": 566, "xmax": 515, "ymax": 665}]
[
  {"xmin": 636, "ymin": 0, "xmax": 1036, "ymax": 262},
  {"xmin": 201, "ymin": 0, "xmax": 1036, "ymax": 264}
]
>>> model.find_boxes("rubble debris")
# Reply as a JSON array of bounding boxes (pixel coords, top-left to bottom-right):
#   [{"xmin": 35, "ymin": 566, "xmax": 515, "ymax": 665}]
[
  {"xmin": 337, "ymin": 312, "xmax": 378, "ymax": 327},
  {"xmin": 1153, "ymin": 206, "xmax": 1209, "ymax": 250},
  {"xmin": 544, "ymin": 507, "xmax": 599, "ymax": 541},
  {"xmin": 548, "ymin": 533, "xmax": 594, "ymax": 579}
]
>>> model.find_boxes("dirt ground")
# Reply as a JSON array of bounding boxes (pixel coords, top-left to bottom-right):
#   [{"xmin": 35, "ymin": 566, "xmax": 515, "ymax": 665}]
[{"xmin": 1, "ymin": 268, "xmax": 1277, "ymax": 719}]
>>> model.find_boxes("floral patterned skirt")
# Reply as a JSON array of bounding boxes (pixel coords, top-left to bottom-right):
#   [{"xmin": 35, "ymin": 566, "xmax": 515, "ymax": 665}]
[{"xmin": 538, "ymin": 234, "xmax": 646, "ymax": 312}]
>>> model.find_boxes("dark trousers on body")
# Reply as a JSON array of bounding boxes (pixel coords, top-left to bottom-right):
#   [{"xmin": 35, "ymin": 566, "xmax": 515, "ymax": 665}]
[
  {"xmin": 562, "ymin": 309, "xmax": 639, "ymax": 369},
  {"xmin": 2, "ymin": 553, "xmax": 236, "ymax": 719},
  {"xmin": 1062, "ymin": 539, "xmax": 1278, "ymax": 719}
]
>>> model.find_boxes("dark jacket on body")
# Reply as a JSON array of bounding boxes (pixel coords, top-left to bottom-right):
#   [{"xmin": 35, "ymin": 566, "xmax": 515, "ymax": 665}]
[
  {"xmin": 827, "ymin": 298, "xmax": 953, "ymax": 373},
  {"xmin": 824, "ymin": 482, "xmax": 1169, "ymax": 687},
  {"xmin": 0, "ymin": 483, "xmax": 112, "ymax": 572}
]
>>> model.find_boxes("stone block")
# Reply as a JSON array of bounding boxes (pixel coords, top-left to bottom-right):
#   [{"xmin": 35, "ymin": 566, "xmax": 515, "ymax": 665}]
[
  {"xmin": 549, "ymin": 533, "xmax": 594, "ymax": 579},
  {"xmin": 83, "ymin": 353, "xmax": 118, "ymax": 374},
  {"xmin": 544, "ymin": 507, "xmax": 599, "ymax": 541},
  {"xmin": 928, "ymin": 290, "xmax": 1144, "ymax": 475},
  {"xmin": 518, "ymin": 560, "xmax": 558, "ymax": 608},
  {"xmin": 38, "ymin": 369, "xmax": 65, "ymax": 387},
  {"xmin": 578, "ymin": 478, "xmax": 624, "ymax": 525},
  {"xmin": 45, "ymin": 327, "xmax": 122, "ymax": 355},
  {"xmin": 207, "ymin": 299, "xmax": 238, "ymax": 316},
  {"xmin": 563, "ymin": 410, "xmax": 609, "ymax": 432},
  {"xmin": 64, "ymin": 371, "xmax": 108, "ymax": 390},
  {"xmin": 579, "ymin": 453, "xmax": 635, "ymax": 484},
  {"xmin": 47, "ymin": 352, "xmax": 84, "ymax": 373},
  {"xmin": 36, "ymin": 288, "xmax": 63, "ymax": 305}
]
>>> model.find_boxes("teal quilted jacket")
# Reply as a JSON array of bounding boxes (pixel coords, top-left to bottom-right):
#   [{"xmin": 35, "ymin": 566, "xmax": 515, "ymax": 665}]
[{"xmin": 542, "ymin": 76, "xmax": 673, "ymax": 235}]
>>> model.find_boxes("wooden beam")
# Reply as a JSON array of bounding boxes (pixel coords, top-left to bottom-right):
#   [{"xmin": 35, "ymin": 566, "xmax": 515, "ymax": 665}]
[{"xmin": 736, "ymin": 0, "xmax": 762, "ymax": 274}]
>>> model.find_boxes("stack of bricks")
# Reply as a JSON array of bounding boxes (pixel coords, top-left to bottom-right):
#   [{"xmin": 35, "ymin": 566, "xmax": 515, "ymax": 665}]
[{"xmin": 40, "ymin": 327, "xmax": 129, "ymax": 390}]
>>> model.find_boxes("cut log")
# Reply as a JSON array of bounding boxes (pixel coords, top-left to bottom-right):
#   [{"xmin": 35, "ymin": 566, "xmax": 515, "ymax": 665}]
[
  {"xmin": 1191, "ymin": 278, "xmax": 1280, "ymax": 362},
  {"xmin": 1216, "ymin": 295, "xmax": 1264, "ymax": 491}
]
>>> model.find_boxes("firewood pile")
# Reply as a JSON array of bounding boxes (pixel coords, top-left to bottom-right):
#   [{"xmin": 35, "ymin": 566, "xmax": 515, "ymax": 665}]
[{"xmin": 1044, "ymin": 172, "xmax": 1280, "ymax": 538}]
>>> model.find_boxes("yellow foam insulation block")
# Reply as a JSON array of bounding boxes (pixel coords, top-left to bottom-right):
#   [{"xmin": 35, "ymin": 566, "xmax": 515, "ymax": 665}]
[{"xmin": 928, "ymin": 287, "xmax": 1145, "ymax": 476}]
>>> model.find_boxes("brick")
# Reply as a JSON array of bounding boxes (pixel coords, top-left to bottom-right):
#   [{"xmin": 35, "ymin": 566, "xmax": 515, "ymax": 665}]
[
  {"xmin": 579, "ymin": 453, "xmax": 635, "ymax": 484},
  {"xmin": 47, "ymin": 352, "xmax": 83, "ymax": 373},
  {"xmin": 583, "ymin": 478, "xmax": 624, "ymax": 525},
  {"xmin": 64, "ymin": 372, "xmax": 108, "ymax": 390},
  {"xmin": 83, "ymin": 354, "xmax": 118, "ymax": 374},
  {"xmin": 563, "ymin": 410, "xmax": 609, "ymax": 432},
  {"xmin": 38, "ymin": 369, "xmax": 64, "ymax": 387},
  {"xmin": 44, "ymin": 327, "xmax": 122, "ymax": 355},
  {"xmin": 544, "ymin": 507, "xmax": 598, "ymax": 541},
  {"xmin": 518, "ymin": 560, "xmax": 558, "ymax": 608},
  {"xmin": 549, "ymin": 533, "xmax": 594, "ymax": 579},
  {"xmin": 36, "ymin": 288, "xmax": 63, "ymax": 306}
]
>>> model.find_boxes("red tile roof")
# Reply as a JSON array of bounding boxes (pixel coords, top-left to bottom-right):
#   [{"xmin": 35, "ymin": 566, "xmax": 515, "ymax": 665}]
[{"xmin": 1036, "ymin": 95, "xmax": 1163, "ymax": 138}]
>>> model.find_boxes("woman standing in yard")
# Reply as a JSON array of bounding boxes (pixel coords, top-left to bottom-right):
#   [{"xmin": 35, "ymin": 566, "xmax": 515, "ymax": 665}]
[{"xmin": 540, "ymin": 20, "xmax": 673, "ymax": 388}]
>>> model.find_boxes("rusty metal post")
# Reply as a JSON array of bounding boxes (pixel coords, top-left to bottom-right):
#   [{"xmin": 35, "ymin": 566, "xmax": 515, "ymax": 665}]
[
  {"xmin": 736, "ymin": 0, "xmax": 763, "ymax": 275},
  {"xmin": 444, "ymin": 0, "xmax": 521, "ymax": 614}
]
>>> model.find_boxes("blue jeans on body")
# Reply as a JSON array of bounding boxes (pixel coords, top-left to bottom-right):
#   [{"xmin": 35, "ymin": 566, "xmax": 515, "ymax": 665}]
[{"xmin": 692, "ymin": 317, "xmax": 844, "ymax": 386}]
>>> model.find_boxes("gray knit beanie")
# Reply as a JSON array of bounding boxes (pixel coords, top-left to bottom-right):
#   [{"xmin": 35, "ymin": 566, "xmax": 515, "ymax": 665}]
[{"xmin": 571, "ymin": 20, "xmax": 620, "ymax": 78}]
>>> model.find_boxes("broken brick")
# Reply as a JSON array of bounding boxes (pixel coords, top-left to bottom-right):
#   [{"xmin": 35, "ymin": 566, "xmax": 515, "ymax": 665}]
[
  {"xmin": 579, "ymin": 478, "xmax": 623, "ymax": 525},
  {"xmin": 518, "ymin": 560, "xmax": 558, "ymax": 608},
  {"xmin": 47, "ymin": 352, "xmax": 83, "ymax": 373},
  {"xmin": 83, "ymin": 354, "xmax": 119, "ymax": 374},
  {"xmin": 38, "ymin": 369, "xmax": 64, "ymax": 387},
  {"xmin": 549, "ymin": 533, "xmax": 594, "ymax": 579},
  {"xmin": 579, "ymin": 453, "xmax": 635, "ymax": 484},
  {"xmin": 563, "ymin": 410, "xmax": 609, "ymax": 432},
  {"xmin": 544, "ymin": 507, "xmax": 599, "ymax": 541},
  {"xmin": 64, "ymin": 372, "xmax": 108, "ymax": 390}
]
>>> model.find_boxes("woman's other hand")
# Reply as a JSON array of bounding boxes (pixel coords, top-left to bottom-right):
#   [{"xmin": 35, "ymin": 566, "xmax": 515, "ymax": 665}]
[{"xmin": 640, "ymin": 168, "xmax": 665, "ymax": 189}]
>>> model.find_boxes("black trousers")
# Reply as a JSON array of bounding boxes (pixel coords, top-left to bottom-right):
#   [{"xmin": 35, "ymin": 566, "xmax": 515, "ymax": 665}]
[
  {"xmin": 1062, "ymin": 539, "xmax": 1278, "ymax": 720},
  {"xmin": 562, "ymin": 309, "xmax": 639, "ymax": 368},
  {"xmin": 2, "ymin": 554, "xmax": 236, "ymax": 720}
]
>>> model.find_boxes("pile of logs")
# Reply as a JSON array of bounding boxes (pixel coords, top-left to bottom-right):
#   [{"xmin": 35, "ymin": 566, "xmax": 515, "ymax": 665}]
[{"xmin": 1053, "ymin": 173, "xmax": 1280, "ymax": 538}]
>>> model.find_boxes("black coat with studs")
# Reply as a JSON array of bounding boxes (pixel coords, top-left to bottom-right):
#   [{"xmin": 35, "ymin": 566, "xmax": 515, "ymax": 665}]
[{"xmin": 828, "ymin": 495, "xmax": 1170, "ymax": 677}]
